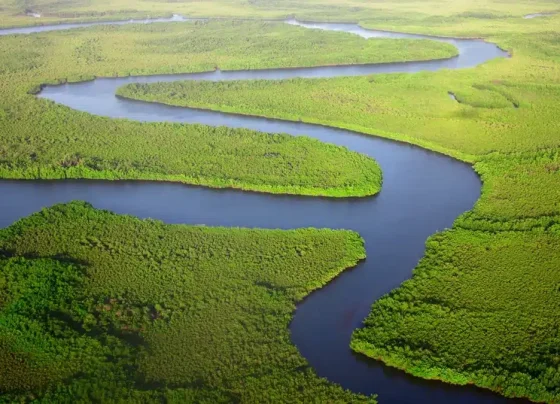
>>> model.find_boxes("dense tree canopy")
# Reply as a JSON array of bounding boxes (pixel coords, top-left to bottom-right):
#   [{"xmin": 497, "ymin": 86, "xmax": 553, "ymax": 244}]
[
  {"xmin": 1, "ymin": 0, "xmax": 559, "ymax": 401},
  {"xmin": 0, "ymin": 202, "xmax": 373, "ymax": 403},
  {"xmin": 106, "ymin": 9, "xmax": 560, "ymax": 402}
]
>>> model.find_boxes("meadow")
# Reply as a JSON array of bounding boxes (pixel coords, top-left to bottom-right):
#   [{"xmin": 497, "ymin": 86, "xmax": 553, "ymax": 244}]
[
  {"xmin": 111, "ymin": 7, "xmax": 560, "ymax": 402},
  {"xmin": 0, "ymin": 201, "xmax": 374, "ymax": 402}
]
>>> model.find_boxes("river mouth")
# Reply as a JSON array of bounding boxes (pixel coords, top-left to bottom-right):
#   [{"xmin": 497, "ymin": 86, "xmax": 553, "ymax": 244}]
[{"xmin": 0, "ymin": 16, "xmax": 518, "ymax": 403}]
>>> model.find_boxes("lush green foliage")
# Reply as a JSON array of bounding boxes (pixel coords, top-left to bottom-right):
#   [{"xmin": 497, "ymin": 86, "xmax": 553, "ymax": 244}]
[
  {"xmin": 123, "ymin": 48, "xmax": 560, "ymax": 160},
  {"xmin": 472, "ymin": 152, "xmax": 560, "ymax": 221},
  {"xmin": 104, "ymin": 6, "xmax": 560, "ymax": 402},
  {"xmin": 0, "ymin": 257, "xmax": 93, "ymax": 393},
  {"xmin": 0, "ymin": 202, "xmax": 374, "ymax": 402},
  {"xmin": 351, "ymin": 224, "xmax": 560, "ymax": 402},
  {"xmin": 2, "ymin": 0, "xmax": 560, "ymax": 401},
  {"xmin": 0, "ymin": 21, "xmax": 404, "ymax": 197},
  {"xmin": 0, "ymin": 256, "xmax": 146, "ymax": 401}
]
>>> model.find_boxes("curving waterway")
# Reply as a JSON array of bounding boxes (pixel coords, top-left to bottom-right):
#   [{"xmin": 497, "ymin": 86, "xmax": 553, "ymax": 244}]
[{"xmin": 0, "ymin": 16, "xmax": 519, "ymax": 403}]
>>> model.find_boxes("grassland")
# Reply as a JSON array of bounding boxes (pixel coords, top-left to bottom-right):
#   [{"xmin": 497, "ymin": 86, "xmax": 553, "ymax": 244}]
[
  {"xmin": 0, "ymin": 201, "xmax": 374, "ymax": 403},
  {"xmin": 5, "ymin": 22, "xmax": 463, "ymax": 197},
  {"xmin": 110, "ymin": 8, "xmax": 560, "ymax": 403}
]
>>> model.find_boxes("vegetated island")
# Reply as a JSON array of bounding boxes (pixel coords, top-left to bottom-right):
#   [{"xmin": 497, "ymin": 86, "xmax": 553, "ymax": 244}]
[
  {"xmin": 0, "ymin": 201, "xmax": 375, "ymax": 403},
  {"xmin": 112, "ymin": 10, "xmax": 560, "ymax": 403}
]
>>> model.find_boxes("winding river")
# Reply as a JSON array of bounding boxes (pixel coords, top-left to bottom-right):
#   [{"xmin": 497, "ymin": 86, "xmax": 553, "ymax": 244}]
[{"xmin": 0, "ymin": 16, "xmax": 519, "ymax": 403}]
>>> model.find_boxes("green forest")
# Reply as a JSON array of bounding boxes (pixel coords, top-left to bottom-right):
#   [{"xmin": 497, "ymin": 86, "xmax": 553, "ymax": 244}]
[
  {"xmin": 1, "ymin": 0, "xmax": 560, "ymax": 402},
  {"xmin": 106, "ymin": 5, "xmax": 560, "ymax": 403},
  {"xmin": 0, "ymin": 202, "xmax": 373, "ymax": 402}
]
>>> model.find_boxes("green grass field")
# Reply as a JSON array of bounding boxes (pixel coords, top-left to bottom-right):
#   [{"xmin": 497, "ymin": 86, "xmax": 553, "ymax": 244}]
[{"xmin": 0, "ymin": 202, "xmax": 374, "ymax": 403}]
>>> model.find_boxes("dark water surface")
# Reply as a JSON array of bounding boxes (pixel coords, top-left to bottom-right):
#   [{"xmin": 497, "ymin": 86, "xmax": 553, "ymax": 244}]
[{"xmin": 0, "ymin": 17, "xmax": 519, "ymax": 403}]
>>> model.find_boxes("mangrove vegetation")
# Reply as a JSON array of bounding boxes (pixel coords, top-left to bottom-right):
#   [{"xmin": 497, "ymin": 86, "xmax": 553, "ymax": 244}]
[
  {"xmin": 0, "ymin": 202, "xmax": 374, "ymax": 403},
  {"xmin": 1, "ymin": 0, "xmax": 560, "ymax": 401}
]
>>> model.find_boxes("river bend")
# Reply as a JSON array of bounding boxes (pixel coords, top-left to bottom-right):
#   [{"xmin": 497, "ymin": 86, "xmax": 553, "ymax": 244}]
[{"xmin": 0, "ymin": 16, "xmax": 515, "ymax": 403}]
